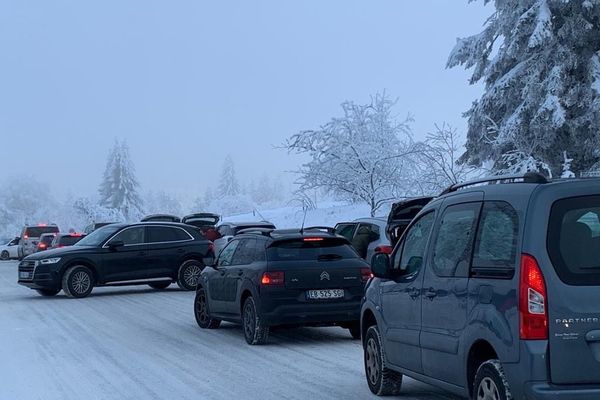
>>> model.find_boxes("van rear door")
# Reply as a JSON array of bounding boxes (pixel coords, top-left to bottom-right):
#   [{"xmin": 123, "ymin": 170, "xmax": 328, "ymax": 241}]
[{"xmin": 543, "ymin": 191, "xmax": 600, "ymax": 384}]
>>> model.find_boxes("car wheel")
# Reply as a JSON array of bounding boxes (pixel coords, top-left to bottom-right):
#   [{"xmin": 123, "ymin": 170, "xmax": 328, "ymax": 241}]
[
  {"xmin": 1, "ymin": 251, "xmax": 9, "ymax": 260},
  {"xmin": 148, "ymin": 281, "xmax": 171, "ymax": 290},
  {"xmin": 194, "ymin": 288, "xmax": 221, "ymax": 329},
  {"xmin": 36, "ymin": 288, "xmax": 60, "ymax": 297},
  {"xmin": 242, "ymin": 296, "xmax": 269, "ymax": 345},
  {"xmin": 473, "ymin": 360, "xmax": 512, "ymax": 400},
  {"xmin": 348, "ymin": 323, "xmax": 361, "ymax": 340},
  {"xmin": 176, "ymin": 260, "xmax": 204, "ymax": 291},
  {"xmin": 364, "ymin": 325, "xmax": 402, "ymax": 396},
  {"xmin": 62, "ymin": 265, "xmax": 94, "ymax": 298}
]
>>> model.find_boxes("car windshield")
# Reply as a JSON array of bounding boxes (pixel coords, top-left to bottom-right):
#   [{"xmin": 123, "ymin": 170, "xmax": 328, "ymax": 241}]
[{"xmin": 75, "ymin": 225, "xmax": 122, "ymax": 247}]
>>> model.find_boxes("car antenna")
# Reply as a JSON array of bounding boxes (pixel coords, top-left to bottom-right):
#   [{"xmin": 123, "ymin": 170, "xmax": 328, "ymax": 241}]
[{"xmin": 300, "ymin": 208, "xmax": 308, "ymax": 234}]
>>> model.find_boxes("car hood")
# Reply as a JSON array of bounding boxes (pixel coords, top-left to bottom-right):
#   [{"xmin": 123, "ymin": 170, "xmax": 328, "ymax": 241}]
[{"xmin": 24, "ymin": 245, "xmax": 97, "ymax": 260}]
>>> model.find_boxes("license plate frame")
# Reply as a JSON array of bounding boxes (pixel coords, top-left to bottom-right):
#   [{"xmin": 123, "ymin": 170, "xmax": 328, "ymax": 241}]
[
  {"xmin": 19, "ymin": 271, "xmax": 31, "ymax": 280},
  {"xmin": 306, "ymin": 289, "xmax": 344, "ymax": 300}
]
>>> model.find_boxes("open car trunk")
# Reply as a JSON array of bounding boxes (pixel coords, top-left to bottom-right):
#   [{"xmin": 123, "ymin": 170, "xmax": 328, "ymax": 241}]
[{"xmin": 386, "ymin": 197, "xmax": 433, "ymax": 246}]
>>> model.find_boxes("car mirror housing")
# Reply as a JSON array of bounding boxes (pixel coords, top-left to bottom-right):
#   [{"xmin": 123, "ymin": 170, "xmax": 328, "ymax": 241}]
[
  {"xmin": 371, "ymin": 253, "xmax": 392, "ymax": 279},
  {"xmin": 108, "ymin": 240, "xmax": 125, "ymax": 249}
]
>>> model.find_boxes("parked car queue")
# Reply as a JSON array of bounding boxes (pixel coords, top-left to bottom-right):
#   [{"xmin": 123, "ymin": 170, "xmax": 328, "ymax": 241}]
[{"xmin": 13, "ymin": 173, "xmax": 600, "ymax": 400}]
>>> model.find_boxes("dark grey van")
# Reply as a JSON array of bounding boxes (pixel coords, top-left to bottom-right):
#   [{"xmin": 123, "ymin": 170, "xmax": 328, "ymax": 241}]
[{"xmin": 362, "ymin": 173, "xmax": 600, "ymax": 400}]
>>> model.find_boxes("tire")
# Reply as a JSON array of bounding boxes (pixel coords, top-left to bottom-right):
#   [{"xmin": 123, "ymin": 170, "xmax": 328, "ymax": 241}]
[
  {"xmin": 36, "ymin": 288, "xmax": 60, "ymax": 297},
  {"xmin": 148, "ymin": 281, "xmax": 171, "ymax": 290},
  {"xmin": 473, "ymin": 360, "xmax": 512, "ymax": 400},
  {"xmin": 62, "ymin": 265, "xmax": 94, "ymax": 298},
  {"xmin": 348, "ymin": 323, "xmax": 361, "ymax": 340},
  {"xmin": 194, "ymin": 288, "xmax": 221, "ymax": 329},
  {"xmin": 364, "ymin": 325, "xmax": 403, "ymax": 396},
  {"xmin": 242, "ymin": 296, "xmax": 269, "ymax": 345},
  {"xmin": 1, "ymin": 251, "xmax": 9, "ymax": 260},
  {"xmin": 176, "ymin": 260, "xmax": 204, "ymax": 291}
]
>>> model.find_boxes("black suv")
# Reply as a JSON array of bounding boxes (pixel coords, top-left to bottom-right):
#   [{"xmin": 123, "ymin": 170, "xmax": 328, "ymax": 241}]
[
  {"xmin": 18, "ymin": 222, "xmax": 215, "ymax": 298},
  {"xmin": 194, "ymin": 228, "xmax": 372, "ymax": 344},
  {"xmin": 362, "ymin": 173, "xmax": 600, "ymax": 400}
]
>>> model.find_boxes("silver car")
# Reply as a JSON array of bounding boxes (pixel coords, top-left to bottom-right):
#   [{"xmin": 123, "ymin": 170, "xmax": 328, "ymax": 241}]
[{"xmin": 334, "ymin": 217, "xmax": 391, "ymax": 262}]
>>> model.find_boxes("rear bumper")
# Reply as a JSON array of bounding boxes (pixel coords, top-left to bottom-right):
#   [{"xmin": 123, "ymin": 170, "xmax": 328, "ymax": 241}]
[
  {"xmin": 260, "ymin": 299, "xmax": 361, "ymax": 326},
  {"xmin": 525, "ymin": 382, "xmax": 600, "ymax": 399}
]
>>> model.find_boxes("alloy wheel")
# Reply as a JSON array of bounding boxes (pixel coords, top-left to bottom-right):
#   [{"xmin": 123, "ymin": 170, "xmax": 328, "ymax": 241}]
[
  {"xmin": 477, "ymin": 377, "xmax": 500, "ymax": 400},
  {"xmin": 72, "ymin": 271, "xmax": 91, "ymax": 294},
  {"xmin": 243, "ymin": 302, "xmax": 255, "ymax": 339},
  {"xmin": 183, "ymin": 264, "xmax": 201, "ymax": 287},
  {"xmin": 366, "ymin": 337, "xmax": 380, "ymax": 386},
  {"xmin": 195, "ymin": 292, "xmax": 208, "ymax": 325}
]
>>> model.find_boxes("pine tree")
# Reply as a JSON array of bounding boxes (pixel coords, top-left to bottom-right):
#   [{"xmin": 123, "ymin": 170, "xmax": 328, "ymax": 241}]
[
  {"xmin": 217, "ymin": 155, "xmax": 240, "ymax": 198},
  {"xmin": 98, "ymin": 140, "xmax": 143, "ymax": 221},
  {"xmin": 448, "ymin": 0, "xmax": 600, "ymax": 176}
]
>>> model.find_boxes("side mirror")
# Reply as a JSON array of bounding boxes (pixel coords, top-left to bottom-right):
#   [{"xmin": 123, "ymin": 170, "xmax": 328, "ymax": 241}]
[
  {"xmin": 108, "ymin": 240, "xmax": 125, "ymax": 250},
  {"xmin": 371, "ymin": 253, "xmax": 392, "ymax": 279}
]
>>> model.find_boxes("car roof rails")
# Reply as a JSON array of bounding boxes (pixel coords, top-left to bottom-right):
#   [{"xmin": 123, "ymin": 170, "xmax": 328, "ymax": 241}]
[
  {"xmin": 302, "ymin": 226, "xmax": 336, "ymax": 235},
  {"xmin": 440, "ymin": 172, "xmax": 549, "ymax": 195}
]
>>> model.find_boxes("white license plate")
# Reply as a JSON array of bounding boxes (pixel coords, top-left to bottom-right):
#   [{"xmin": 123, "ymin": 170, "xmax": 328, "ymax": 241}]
[
  {"xmin": 19, "ymin": 272, "xmax": 31, "ymax": 279},
  {"xmin": 306, "ymin": 289, "xmax": 344, "ymax": 300}
]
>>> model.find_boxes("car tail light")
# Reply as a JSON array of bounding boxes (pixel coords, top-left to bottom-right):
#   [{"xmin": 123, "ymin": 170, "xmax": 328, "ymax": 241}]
[
  {"xmin": 37, "ymin": 243, "xmax": 46, "ymax": 249},
  {"xmin": 361, "ymin": 267, "xmax": 373, "ymax": 282},
  {"xmin": 303, "ymin": 237, "xmax": 324, "ymax": 242},
  {"xmin": 23, "ymin": 235, "xmax": 29, "ymax": 239},
  {"xmin": 261, "ymin": 271, "xmax": 285, "ymax": 285},
  {"xmin": 375, "ymin": 245, "xmax": 393, "ymax": 255},
  {"xmin": 519, "ymin": 254, "xmax": 548, "ymax": 340}
]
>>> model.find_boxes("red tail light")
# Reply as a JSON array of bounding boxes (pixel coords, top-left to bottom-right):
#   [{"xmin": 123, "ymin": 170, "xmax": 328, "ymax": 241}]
[
  {"xmin": 361, "ymin": 267, "xmax": 373, "ymax": 282},
  {"xmin": 519, "ymin": 254, "xmax": 548, "ymax": 340},
  {"xmin": 23, "ymin": 235, "xmax": 29, "ymax": 239},
  {"xmin": 261, "ymin": 271, "xmax": 285, "ymax": 285},
  {"xmin": 375, "ymin": 245, "xmax": 393, "ymax": 255},
  {"xmin": 37, "ymin": 243, "xmax": 46, "ymax": 249},
  {"xmin": 303, "ymin": 237, "xmax": 324, "ymax": 242}
]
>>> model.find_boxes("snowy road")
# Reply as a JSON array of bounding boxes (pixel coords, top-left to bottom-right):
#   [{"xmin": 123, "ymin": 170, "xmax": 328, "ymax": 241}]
[{"xmin": 0, "ymin": 261, "xmax": 463, "ymax": 400}]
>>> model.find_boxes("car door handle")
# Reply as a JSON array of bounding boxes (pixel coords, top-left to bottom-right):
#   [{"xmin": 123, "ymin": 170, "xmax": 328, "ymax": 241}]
[
  {"xmin": 424, "ymin": 288, "xmax": 437, "ymax": 299},
  {"xmin": 405, "ymin": 287, "xmax": 420, "ymax": 300}
]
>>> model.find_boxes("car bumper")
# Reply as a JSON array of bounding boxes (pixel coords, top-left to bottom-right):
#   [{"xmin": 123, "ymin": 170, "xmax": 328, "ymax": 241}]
[
  {"xmin": 260, "ymin": 299, "xmax": 361, "ymax": 326},
  {"xmin": 18, "ymin": 262, "xmax": 61, "ymax": 290},
  {"xmin": 525, "ymin": 383, "xmax": 600, "ymax": 399}
]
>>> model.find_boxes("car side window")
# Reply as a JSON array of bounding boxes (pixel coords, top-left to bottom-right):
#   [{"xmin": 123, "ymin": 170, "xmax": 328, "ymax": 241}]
[
  {"xmin": 335, "ymin": 223, "xmax": 358, "ymax": 242},
  {"xmin": 392, "ymin": 212, "xmax": 435, "ymax": 276},
  {"xmin": 109, "ymin": 227, "xmax": 145, "ymax": 246},
  {"xmin": 218, "ymin": 225, "xmax": 231, "ymax": 237},
  {"xmin": 432, "ymin": 203, "xmax": 481, "ymax": 278},
  {"xmin": 472, "ymin": 202, "xmax": 519, "ymax": 272},
  {"xmin": 218, "ymin": 240, "xmax": 240, "ymax": 266},
  {"xmin": 253, "ymin": 239, "xmax": 266, "ymax": 262},
  {"xmin": 231, "ymin": 238, "xmax": 257, "ymax": 266},
  {"xmin": 147, "ymin": 226, "xmax": 190, "ymax": 243}
]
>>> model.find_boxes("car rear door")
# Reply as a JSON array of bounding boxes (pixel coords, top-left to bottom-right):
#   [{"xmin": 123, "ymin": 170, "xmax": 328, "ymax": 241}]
[
  {"xmin": 145, "ymin": 226, "xmax": 193, "ymax": 279},
  {"xmin": 208, "ymin": 239, "xmax": 240, "ymax": 314},
  {"xmin": 541, "ymin": 190, "xmax": 600, "ymax": 384}
]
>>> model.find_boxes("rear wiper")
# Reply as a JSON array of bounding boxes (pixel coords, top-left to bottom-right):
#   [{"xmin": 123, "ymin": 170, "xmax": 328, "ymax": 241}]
[{"xmin": 318, "ymin": 254, "xmax": 343, "ymax": 261}]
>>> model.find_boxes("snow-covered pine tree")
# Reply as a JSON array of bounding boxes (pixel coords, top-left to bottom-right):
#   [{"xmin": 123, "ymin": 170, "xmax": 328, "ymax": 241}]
[
  {"xmin": 217, "ymin": 155, "xmax": 240, "ymax": 198},
  {"xmin": 448, "ymin": 0, "xmax": 600, "ymax": 177},
  {"xmin": 98, "ymin": 140, "xmax": 143, "ymax": 221}
]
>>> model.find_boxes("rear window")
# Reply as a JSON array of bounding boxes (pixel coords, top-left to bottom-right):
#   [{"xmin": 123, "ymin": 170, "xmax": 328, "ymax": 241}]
[
  {"xmin": 24, "ymin": 226, "xmax": 59, "ymax": 238},
  {"xmin": 267, "ymin": 239, "xmax": 358, "ymax": 261},
  {"xmin": 58, "ymin": 236, "xmax": 84, "ymax": 246},
  {"xmin": 548, "ymin": 195, "xmax": 600, "ymax": 285},
  {"xmin": 40, "ymin": 235, "xmax": 55, "ymax": 245}
]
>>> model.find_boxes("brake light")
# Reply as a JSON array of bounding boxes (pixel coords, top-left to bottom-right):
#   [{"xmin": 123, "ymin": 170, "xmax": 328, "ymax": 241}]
[
  {"xmin": 519, "ymin": 254, "xmax": 548, "ymax": 340},
  {"xmin": 303, "ymin": 237, "xmax": 324, "ymax": 242},
  {"xmin": 38, "ymin": 223, "xmax": 47, "ymax": 227},
  {"xmin": 375, "ymin": 245, "xmax": 393, "ymax": 255},
  {"xmin": 361, "ymin": 267, "xmax": 373, "ymax": 282},
  {"xmin": 37, "ymin": 243, "xmax": 46, "ymax": 249},
  {"xmin": 261, "ymin": 271, "xmax": 285, "ymax": 285},
  {"xmin": 23, "ymin": 235, "xmax": 29, "ymax": 239}
]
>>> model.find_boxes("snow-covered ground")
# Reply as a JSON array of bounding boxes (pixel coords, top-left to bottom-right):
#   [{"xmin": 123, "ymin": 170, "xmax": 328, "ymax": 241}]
[{"xmin": 0, "ymin": 260, "xmax": 462, "ymax": 400}]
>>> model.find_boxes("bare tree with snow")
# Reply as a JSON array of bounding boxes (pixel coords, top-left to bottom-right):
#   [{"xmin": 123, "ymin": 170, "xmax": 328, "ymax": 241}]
[
  {"xmin": 448, "ymin": 0, "xmax": 600, "ymax": 176},
  {"xmin": 284, "ymin": 92, "xmax": 419, "ymax": 217}
]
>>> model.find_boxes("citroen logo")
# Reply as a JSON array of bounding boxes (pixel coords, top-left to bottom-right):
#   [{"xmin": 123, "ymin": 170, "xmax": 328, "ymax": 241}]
[{"xmin": 320, "ymin": 271, "xmax": 330, "ymax": 281}]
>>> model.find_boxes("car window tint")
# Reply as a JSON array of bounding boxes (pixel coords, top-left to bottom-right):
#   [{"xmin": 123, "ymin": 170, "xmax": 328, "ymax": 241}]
[
  {"xmin": 110, "ymin": 227, "xmax": 145, "ymax": 246},
  {"xmin": 252, "ymin": 239, "xmax": 266, "ymax": 262},
  {"xmin": 218, "ymin": 240, "xmax": 240, "ymax": 266},
  {"xmin": 473, "ymin": 202, "xmax": 519, "ymax": 271},
  {"xmin": 231, "ymin": 239, "xmax": 257, "ymax": 265},
  {"xmin": 432, "ymin": 203, "xmax": 480, "ymax": 278},
  {"xmin": 548, "ymin": 195, "xmax": 600, "ymax": 285},
  {"xmin": 147, "ymin": 226, "xmax": 189, "ymax": 243},
  {"xmin": 267, "ymin": 239, "xmax": 358, "ymax": 261},
  {"xmin": 393, "ymin": 212, "xmax": 435, "ymax": 276}
]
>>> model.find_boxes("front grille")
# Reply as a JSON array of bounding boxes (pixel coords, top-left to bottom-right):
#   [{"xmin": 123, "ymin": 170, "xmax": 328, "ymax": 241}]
[{"xmin": 18, "ymin": 260, "xmax": 36, "ymax": 280}]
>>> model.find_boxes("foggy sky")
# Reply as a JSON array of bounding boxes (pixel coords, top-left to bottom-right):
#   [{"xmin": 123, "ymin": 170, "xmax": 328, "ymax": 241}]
[{"xmin": 0, "ymin": 0, "xmax": 490, "ymax": 201}]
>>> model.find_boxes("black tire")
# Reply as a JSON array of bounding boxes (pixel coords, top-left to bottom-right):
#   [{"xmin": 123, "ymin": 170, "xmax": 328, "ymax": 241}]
[
  {"xmin": 176, "ymin": 260, "xmax": 204, "ymax": 291},
  {"xmin": 194, "ymin": 288, "xmax": 221, "ymax": 329},
  {"xmin": 62, "ymin": 265, "xmax": 94, "ymax": 298},
  {"xmin": 348, "ymin": 323, "xmax": 361, "ymax": 340},
  {"xmin": 36, "ymin": 288, "xmax": 60, "ymax": 297},
  {"xmin": 364, "ymin": 325, "xmax": 403, "ymax": 396},
  {"xmin": 242, "ymin": 296, "xmax": 269, "ymax": 345},
  {"xmin": 148, "ymin": 281, "xmax": 171, "ymax": 290},
  {"xmin": 1, "ymin": 250, "xmax": 9, "ymax": 260},
  {"xmin": 473, "ymin": 360, "xmax": 512, "ymax": 400}
]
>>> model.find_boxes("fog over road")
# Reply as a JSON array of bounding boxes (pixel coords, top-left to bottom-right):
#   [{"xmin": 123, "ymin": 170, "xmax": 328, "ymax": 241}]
[{"xmin": 0, "ymin": 261, "xmax": 462, "ymax": 400}]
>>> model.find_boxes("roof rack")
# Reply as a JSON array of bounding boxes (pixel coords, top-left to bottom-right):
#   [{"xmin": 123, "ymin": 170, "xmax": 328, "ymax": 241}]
[{"xmin": 440, "ymin": 172, "xmax": 549, "ymax": 195}]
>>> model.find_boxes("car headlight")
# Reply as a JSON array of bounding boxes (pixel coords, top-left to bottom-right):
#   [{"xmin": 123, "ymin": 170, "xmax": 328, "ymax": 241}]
[{"xmin": 39, "ymin": 258, "xmax": 61, "ymax": 264}]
